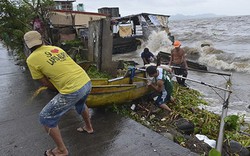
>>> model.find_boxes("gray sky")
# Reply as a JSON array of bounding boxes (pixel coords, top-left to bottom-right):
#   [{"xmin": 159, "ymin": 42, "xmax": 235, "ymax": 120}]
[{"xmin": 75, "ymin": 0, "xmax": 250, "ymax": 16}]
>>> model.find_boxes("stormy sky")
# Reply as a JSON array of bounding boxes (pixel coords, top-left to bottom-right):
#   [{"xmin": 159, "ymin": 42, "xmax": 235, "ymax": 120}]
[{"xmin": 75, "ymin": 0, "xmax": 250, "ymax": 16}]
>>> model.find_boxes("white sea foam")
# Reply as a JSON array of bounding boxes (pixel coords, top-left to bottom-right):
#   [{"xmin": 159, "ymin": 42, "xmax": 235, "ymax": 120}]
[
  {"xmin": 115, "ymin": 16, "xmax": 250, "ymax": 122},
  {"xmin": 140, "ymin": 29, "xmax": 250, "ymax": 73},
  {"xmin": 168, "ymin": 15, "xmax": 250, "ymax": 73},
  {"xmin": 198, "ymin": 46, "xmax": 250, "ymax": 73},
  {"xmin": 199, "ymin": 98, "xmax": 250, "ymax": 123},
  {"xmin": 137, "ymin": 30, "xmax": 173, "ymax": 55}
]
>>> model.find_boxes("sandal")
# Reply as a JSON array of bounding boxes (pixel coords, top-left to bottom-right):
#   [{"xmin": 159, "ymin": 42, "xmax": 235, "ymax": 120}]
[
  {"xmin": 44, "ymin": 148, "xmax": 68, "ymax": 156},
  {"xmin": 44, "ymin": 149, "xmax": 55, "ymax": 156},
  {"xmin": 77, "ymin": 127, "xmax": 94, "ymax": 134}
]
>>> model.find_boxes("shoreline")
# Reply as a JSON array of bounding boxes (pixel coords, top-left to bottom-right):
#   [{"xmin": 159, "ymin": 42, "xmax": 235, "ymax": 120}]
[
  {"xmin": 110, "ymin": 82, "xmax": 250, "ymax": 155},
  {"xmin": 112, "ymin": 49, "xmax": 250, "ymax": 123}
]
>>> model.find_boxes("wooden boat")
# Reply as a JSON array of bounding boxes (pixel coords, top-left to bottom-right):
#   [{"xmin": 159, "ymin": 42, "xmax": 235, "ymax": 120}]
[
  {"xmin": 157, "ymin": 51, "xmax": 208, "ymax": 71},
  {"xmin": 86, "ymin": 70, "xmax": 153, "ymax": 108}
]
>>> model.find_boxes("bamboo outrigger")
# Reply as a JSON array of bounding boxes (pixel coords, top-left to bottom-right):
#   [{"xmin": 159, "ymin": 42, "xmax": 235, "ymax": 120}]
[{"xmin": 172, "ymin": 72, "xmax": 232, "ymax": 154}]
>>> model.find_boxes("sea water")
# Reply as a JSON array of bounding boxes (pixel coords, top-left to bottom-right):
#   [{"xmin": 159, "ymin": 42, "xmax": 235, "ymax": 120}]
[{"xmin": 113, "ymin": 15, "xmax": 250, "ymax": 122}]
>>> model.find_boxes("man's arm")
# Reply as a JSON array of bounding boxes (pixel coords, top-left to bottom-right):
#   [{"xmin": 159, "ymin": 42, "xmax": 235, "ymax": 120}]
[
  {"xmin": 150, "ymin": 52, "xmax": 156, "ymax": 59},
  {"xmin": 182, "ymin": 49, "xmax": 188, "ymax": 69},
  {"xmin": 141, "ymin": 53, "xmax": 148, "ymax": 64},
  {"xmin": 38, "ymin": 77, "xmax": 57, "ymax": 91},
  {"xmin": 148, "ymin": 80, "xmax": 164, "ymax": 93},
  {"xmin": 159, "ymin": 66, "xmax": 172, "ymax": 73},
  {"xmin": 142, "ymin": 57, "xmax": 148, "ymax": 64},
  {"xmin": 169, "ymin": 51, "xmax": 173, "ymax": 66}
]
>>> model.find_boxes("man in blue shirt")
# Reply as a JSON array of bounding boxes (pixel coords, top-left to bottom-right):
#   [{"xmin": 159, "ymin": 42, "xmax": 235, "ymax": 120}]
[{"xmin": 141, "ymin": 48, "xmax": 155, "ymax": 65}]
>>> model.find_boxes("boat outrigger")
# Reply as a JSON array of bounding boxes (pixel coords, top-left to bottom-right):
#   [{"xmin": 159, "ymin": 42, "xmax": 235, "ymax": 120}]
[
  {"xmin": 157, "ymin": 51, "xmax": 208, "ymax": 71},
  {"xmin": 172, "ymin": 70, "xmax": 232, "ymax": 154}
]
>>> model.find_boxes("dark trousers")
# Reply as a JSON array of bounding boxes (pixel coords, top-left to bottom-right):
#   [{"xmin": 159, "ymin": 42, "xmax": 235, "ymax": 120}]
[{"xmin": 173, "ymin": 63, "xmax": 188, "ymax": 85}]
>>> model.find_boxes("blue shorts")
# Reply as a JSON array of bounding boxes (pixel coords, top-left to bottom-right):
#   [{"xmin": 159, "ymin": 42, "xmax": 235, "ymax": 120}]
[
  {"xmin": 155, "ymin": 90, "xmax": 171, "ymax": 107},
  {"xmin": 39, "ymin": 81, "xmax": 92, "ymax": 128}
]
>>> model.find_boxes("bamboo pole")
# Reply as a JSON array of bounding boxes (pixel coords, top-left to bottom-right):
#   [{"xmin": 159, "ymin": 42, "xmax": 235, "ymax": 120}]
[{"xmin": 136, "ymin": 67, "xmax": 232, "ymax": 92}]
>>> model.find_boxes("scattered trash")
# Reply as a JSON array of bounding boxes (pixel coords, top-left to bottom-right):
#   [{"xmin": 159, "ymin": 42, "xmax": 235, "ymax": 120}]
[
  {"xmin": 195, "ymin": 134, "xmax": 216, "ymax": 148},
  {"xmin": 131, "ymin": 104, "xmax": 136, "ymax": 110},
  {"xmin": 149, "ymin": 114, "xmax": 155, "ymax": 120},
  {"xmin": 161, "ymin": 118, "xmax": 166, "ymax": 121},
  {"xmin": 145, "ymin": 121, "xmax": 150, "ymax": 126},
  {"xmin": 20, "ymin": 66, "xmax": 26, "ymax": 72}
]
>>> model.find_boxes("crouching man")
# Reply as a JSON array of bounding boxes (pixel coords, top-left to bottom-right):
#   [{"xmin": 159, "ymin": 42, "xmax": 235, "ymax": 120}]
[{"xmin": 146, "ymin": 65, "xmax": 174, "ymax": 112}]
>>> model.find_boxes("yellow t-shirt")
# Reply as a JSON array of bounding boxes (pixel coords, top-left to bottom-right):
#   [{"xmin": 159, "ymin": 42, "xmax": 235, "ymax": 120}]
[{"xmin": 26, "ymin": 45, "xmax": 90, "ymax": 94}]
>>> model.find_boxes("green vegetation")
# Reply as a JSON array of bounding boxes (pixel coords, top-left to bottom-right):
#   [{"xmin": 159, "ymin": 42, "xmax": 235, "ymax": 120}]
[
  {"xmin": 1, "ymin": 2, "xmax": 249, "ymax": 153},
  {"xmin": 61, "ymin": 39, "xmax": 88, "ymax": 62},
  {"xmin": 87, "ymin": 65, "xmax": 250, "ymax": 149},
  {"xmin": 86, "ymin": 65, "xmax": 112, "ymax": 79},
  {"xmin": 109, "ymin": 82, "xmax": 250, "ymax": 149},
  {"xmin": 0, "ymin": 0, "xmax": 54, "ymax": 58},
  {"xmin": 62, "ymin": 40, "xmax": 83, "ymax": 50},
  {"xmin": 224, "ymin": 114, "xmax": 240, "ymax": 131},
  {"xmin": 209, "ymin": 148, "xmax": 221, "ymax": 156}
]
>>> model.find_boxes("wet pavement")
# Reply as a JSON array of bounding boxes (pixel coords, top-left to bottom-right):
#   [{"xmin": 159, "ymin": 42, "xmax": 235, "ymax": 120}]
[{"xmin": 0, "ymin": 44, "xmax": 198, "ymax": 156}]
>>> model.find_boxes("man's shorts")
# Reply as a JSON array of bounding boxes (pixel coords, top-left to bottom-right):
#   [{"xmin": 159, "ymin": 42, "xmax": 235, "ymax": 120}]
[
  {"xmin": 173, "ymin": 62, "xmax": 188, "ymax": 76},
  {"xmin": 39, "ymin": 81, "xmax": 92, "ymax": 128},
  {"xmin": 155, "ymin": 90, "xmax": 171, "ymax": 107}
]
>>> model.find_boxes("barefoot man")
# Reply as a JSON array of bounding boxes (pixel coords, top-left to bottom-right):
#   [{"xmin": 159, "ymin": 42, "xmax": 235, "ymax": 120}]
[{"xmin": 169, "ymin": 40, "xmax": 188, "ymax": 87}]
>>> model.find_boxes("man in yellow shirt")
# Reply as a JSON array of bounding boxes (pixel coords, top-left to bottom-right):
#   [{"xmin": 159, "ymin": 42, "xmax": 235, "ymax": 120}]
[{"xmin": 24, "ymin": 31, "xmax": 93, "ymax": 156}]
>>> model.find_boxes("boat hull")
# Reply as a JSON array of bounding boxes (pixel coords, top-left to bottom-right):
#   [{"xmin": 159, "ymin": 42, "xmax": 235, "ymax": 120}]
[
  {"xmin": 87, "ymin": 82, "xmax": 151, "ymax": 108},
  {"xmin": 86, "ymin": 71, "xmax": 153, "ymax": 108}
]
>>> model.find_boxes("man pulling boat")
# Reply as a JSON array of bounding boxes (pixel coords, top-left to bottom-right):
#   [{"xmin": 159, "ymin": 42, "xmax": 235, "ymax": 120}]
[{"xmin": 169, "ymin": 40, "xmax": 188, "ymax": 87}]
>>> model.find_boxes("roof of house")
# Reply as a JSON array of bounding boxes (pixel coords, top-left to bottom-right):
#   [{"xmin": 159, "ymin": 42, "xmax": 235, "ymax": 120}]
[
  {"xmin": 52, "ymin": 9, "xmax": 108, "ymax": 17},
  {"xmin": 121, "ymin": 13, "xmax": 170, "ymax": 19}
]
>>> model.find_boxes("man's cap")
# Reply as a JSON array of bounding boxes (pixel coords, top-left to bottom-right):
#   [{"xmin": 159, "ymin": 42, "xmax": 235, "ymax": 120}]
[
  {"xmin": 173, "ymin": 40, "xmax": 181, "ymax": 48},
  {"xmin": 24, "ymin": 31, "xmax": 42, "ymax": 48}
]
